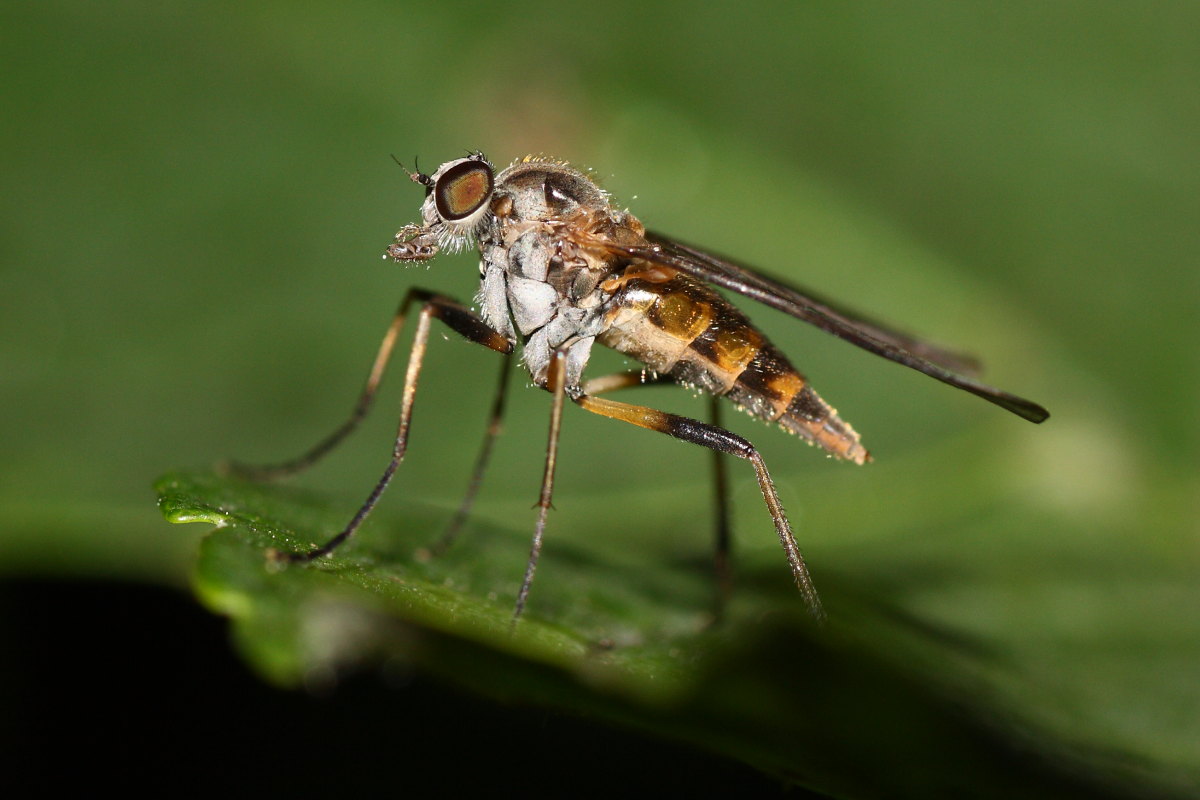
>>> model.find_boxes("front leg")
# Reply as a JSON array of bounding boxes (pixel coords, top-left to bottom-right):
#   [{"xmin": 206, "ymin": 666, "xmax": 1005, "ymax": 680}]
[{"xmin": 276, "ymin": 289, "xmax": 513, "ymax": 563}]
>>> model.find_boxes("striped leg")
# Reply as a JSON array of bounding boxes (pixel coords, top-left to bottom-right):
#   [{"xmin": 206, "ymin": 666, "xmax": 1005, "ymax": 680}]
[
  {"xmin": 579, "ymin": 372, "xmax": 734, "ymax": 620},
  {"xmin": 275, "ymin": 289, "xmax": 513, "ymax": 563},
  {"xmin": 573, "ymin": 392, "xmax": 825, "ymax": 623}
]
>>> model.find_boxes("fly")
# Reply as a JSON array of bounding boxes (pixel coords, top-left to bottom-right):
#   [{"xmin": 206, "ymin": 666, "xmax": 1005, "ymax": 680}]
[{"xmin": 234, "ymin": 152, "xmax": 1049, "ymax": 624}]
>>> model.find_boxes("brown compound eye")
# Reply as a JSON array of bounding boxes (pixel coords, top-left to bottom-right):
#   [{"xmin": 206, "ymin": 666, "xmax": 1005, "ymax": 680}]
[{"xmin": 434, "ymin": 159, "xmax": 494, "ymax": 222}]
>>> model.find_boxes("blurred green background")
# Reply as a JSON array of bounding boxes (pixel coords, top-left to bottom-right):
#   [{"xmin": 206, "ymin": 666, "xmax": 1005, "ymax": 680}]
[{"xmin": 2, "ymin": 0, "xmax": 1197, "ymax": 795}]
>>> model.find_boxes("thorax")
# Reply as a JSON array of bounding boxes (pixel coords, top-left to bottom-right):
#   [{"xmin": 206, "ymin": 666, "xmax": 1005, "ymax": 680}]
[{"xmin": 473, "ymin": 161, "xmax": 646, "ymax": 389}]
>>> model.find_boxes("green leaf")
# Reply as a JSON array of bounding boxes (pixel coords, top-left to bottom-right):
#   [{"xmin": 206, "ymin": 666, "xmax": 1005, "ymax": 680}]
[{"xmin": 157, "ymin": 468, "xmax": 1193, "ymax": 798}]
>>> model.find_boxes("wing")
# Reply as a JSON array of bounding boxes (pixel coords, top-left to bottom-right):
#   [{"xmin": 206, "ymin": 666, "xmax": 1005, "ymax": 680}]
[{"xmin": 600, "ymin": 231, "xmax": 1049, "ymax": 424}]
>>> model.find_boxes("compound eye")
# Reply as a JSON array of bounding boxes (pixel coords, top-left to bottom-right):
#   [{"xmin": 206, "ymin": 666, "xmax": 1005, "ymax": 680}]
[{"xmin": 434, "ymin": 160, "xmax": 494, "ymax": 222}]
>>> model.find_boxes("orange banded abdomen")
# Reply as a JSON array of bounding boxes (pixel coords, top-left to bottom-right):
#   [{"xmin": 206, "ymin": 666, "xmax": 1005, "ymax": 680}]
[{"xmin": 598, "ymin": 272, "xmax": 869, "ymax": 464}]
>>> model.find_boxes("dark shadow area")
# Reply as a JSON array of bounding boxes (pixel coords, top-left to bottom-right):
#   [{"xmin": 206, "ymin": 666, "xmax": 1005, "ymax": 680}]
[{"xmin": 0, "ymin": 579, "xmax": 819, "ymax": 796}]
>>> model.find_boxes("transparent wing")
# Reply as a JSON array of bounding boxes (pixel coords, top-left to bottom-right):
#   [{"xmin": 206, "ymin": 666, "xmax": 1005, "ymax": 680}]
[{"xmin": 600, "ymin": 231, "xmax": 1049, "ymax": 424}]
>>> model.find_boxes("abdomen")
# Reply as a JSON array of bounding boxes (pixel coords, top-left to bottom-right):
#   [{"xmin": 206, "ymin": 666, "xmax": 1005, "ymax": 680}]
[{"xmin": 598, "ymin": 271, "xmax": 869, "ymax": 464}]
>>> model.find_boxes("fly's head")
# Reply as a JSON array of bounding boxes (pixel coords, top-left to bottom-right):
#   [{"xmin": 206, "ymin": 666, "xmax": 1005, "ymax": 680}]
[
  {"xmin": 385, "ymin": 152, "xmax": 496, "ymax": 263},
  {"xmin": 384, "ymin": 153, "xmax": 642, "ymax": 267}
]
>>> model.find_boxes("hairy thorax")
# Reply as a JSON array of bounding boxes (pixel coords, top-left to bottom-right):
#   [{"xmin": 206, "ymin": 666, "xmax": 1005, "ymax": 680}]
[{"xmin": 474, "ymin": 160, "xmax": 646, "ymax": 390}]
